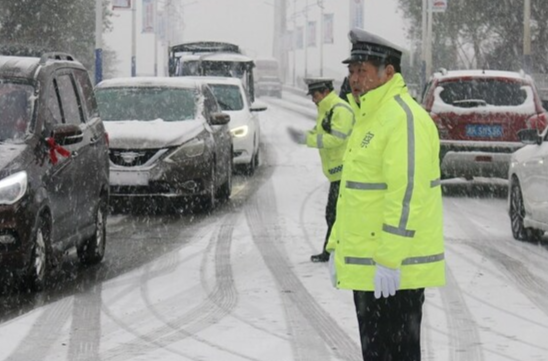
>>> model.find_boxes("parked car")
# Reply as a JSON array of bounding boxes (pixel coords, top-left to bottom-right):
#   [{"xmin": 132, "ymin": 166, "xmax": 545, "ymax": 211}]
[
  {"xmin": 95, "ymin": 77, "xmax": 233, "ymax": 211},
  {"xmin": 190, "ymin": 76, "xmax": 267, "ymax": 175},
  {"xmin": 0, "ymin": 52, "xmax": 110, "ymax": 290},
  {"xmin": 508, "ymin": 127, "xmax": 548, "ymax": 241},
  {"xmin": 421, "ymin": 69, "xmax": 547, "ymax": 180}
]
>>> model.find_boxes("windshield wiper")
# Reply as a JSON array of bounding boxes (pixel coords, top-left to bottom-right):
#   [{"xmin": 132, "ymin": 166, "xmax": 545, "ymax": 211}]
[{"xmin": 216, "ymin": 99, "xmax": 233, "ymax": 111}]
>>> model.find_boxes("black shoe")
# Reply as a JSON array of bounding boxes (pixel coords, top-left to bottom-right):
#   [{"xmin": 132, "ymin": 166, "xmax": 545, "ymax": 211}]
[{"xmin": 311, "ymin": 252, "xmax": 329, "ymax": 263}]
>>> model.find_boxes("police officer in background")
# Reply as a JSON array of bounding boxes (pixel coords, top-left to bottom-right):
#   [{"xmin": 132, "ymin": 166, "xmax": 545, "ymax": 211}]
[
  {"xmin": 326, "ymin": 28, "xmax": 446, "ymax": 361},
  {"xmin": 287, "ymin": 78, "xmax": 354, "ymax": 263}
]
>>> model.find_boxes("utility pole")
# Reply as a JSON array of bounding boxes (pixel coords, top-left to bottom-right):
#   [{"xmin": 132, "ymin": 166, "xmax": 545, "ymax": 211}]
[
  {"xmin": 318, "ymin": 0, "xmax": 324, "ymax": 77},
  {"xmin": 523, "ymin": 0, "xmax": 532, "ymax": 73},
  {"xmin": 425, "ymin": 0, "xmax": 433, "ymax": 81},
  {"xmin": 292, "ymin": 0, "xmax": 297, "ymax": 86},
  {"xmin": 131, "ymin": 0, "xmax": 137, "ymax": 77},
  {"xmin": 153, "ymin": 0, "xmax": 158, "ymax": 76},
  {"xmin": 421, "ymin": 0, "xmax": 427, "ymax": 90},
  {"xmin": 304, "ymin": 0, "xmax": 308, "ymax": 79},
  {"xmin": 94, "ymin": 0, "xmax": 103, "ymax": 84}
]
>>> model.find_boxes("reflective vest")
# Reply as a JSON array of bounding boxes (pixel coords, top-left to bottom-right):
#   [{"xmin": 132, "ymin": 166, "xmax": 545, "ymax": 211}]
[
  {"xmin": 327, "ymin": 74, "xmax": 446, "ymax": 291},
  {"xmin": 305, "ymin": 91, "xmax": 355, "ymax": 182}
]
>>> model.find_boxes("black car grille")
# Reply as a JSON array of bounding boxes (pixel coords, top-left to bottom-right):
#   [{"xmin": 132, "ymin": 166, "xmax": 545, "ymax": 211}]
[{"xmin": 110, "ymin": 149, "xmax": 162, "ymax": 167}]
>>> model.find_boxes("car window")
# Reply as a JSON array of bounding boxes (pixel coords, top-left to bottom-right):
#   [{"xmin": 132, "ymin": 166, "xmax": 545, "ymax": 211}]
[
  {"xmin": 209, "ymin": 84, "xmax": 244, "ymax": 111},
  {"xmin": 436, "ymin": 79, "xmax": 529, "ymax": 107},
  {"xmin": 0, "ymin": 82, "xmax": 33, "ymax": 141},
  {"xmin": 202, "ymin": 86, "xmax": 220, "ymax": 114},
  {"xmin": 46, "ymin": 79, "xmax": 63, "ymax": 125},
  {"xmin": 96, "ymin": 87, "xmax": 197, "ymax": 121},
  {"xmin": 73, "ymin": 69, "xmax": 98, "ymax": 119},
  {"xmin": 56, "ymin": 74, "xmax": 84, "ymax": 125}
]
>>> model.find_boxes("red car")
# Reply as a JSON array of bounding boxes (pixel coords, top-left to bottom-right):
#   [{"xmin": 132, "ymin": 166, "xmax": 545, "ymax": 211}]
[{"xmin": 421, "ymin": 69, "xmax": 547, "ymax": 180}]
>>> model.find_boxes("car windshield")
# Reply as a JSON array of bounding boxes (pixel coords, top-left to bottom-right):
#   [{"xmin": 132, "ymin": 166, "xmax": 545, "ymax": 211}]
[
  {"xmin": 0, "ymin": 82, "xmax": 33, "ymax": 142},
  {"xmin": 209, "ymin": 84, "xmax": 244, "ymax": 111},
  {"xmin": 96, "ymin": 87, "xmax": 197, "ymax": 121},
  {"xmin": 437, "ymin": 79, "xmax": 530, "ymax": 107}
]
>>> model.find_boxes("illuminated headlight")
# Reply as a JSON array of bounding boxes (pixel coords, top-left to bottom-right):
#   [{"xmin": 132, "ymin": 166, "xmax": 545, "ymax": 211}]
[
  {"xmin": 231, "ymin": 126, "xmax": 249, "ymax": 138},
  {"xmin": 164, "ymin": 138, "xmax": 205, "ymax": 163},
  {"xmin": 0, "ymin": 171, "xmax": 28, "ymax": 205}
]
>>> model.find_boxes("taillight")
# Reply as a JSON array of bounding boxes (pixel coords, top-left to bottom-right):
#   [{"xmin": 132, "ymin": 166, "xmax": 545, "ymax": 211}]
[
  {"xmin": 430, "ymin": 113, "xmax": 449, "ymax": 139},
  {"xmin": 526, "ymin": 113, "xmax": 547, "ymax": 131},
  {"xmin": 104, "ymin": 132, "xmax": 109, "ymax": 147}
]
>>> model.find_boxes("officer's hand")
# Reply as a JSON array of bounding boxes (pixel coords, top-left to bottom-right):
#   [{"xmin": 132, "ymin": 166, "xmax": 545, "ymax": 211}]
[
  {"xmin": 328, "ymin": 251, "xmax": 337, "ymax": 288},
  {"xmin": 287, "ymin": 127, "xmax": 307, "ymax": 145},
  {"xmin": 374, "ymin": 263, "xmax": 400, "ymax": 299}
]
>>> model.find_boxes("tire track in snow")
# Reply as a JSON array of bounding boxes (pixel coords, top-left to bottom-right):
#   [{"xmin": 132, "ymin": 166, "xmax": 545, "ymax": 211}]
[
  {"xmin": 439, "ymin": 268, "xmax": 484, "ymax": 361},
  {"xmin": 446, "ymin": 198, "xmax": 548, "ymax": 317},
  {"xmin": 245, "ymin": 179, "xmax": 362, "ymax": 361}
]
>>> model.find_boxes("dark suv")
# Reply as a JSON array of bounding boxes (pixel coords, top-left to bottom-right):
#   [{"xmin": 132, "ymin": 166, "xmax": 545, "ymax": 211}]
[{"xmin": 0, "ymin": 52, "xmax": 110, "ymax": 290}]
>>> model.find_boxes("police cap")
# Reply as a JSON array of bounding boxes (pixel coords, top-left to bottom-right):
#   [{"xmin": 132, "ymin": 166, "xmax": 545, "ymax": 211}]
[
  {"xmin": 304, "ymin": 77, "xmax": 334, "ymax": 95},
  {"xmin": 342, "ymin": 28, "xmax": 403, "ymax": 64}
]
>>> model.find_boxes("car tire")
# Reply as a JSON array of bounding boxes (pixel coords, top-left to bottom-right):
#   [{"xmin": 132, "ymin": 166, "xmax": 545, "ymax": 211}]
[
  {"xmin": 26, "ymin": 215, "xmax": 52, "ymax": 291},
  {"xmin": 77, "ymin": 196, "xmax": 107, "ymax": 265},
  {"xmin": 217, "ymin": 156, "xmax": 232, "ymax": 202},
  {"xmin": 510, "ymin": 179, "xmax": 544, "ymax": 241},
  {"xmin": 245, "ymin": 145, "xmax": 259, "ymax": 176}
]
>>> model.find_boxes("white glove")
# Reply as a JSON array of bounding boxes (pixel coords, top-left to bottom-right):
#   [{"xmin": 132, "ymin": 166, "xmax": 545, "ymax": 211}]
[
  {"xmin": 374, "ymin": 264, "xmax": 401, "ymax": 299},
  {"xmin": 287, "ymin": 127, "xmax": 307, "ymax": 145},
  {"xmin": 328, "ymin": 251, "xmax": 337, "ymax": 287}
]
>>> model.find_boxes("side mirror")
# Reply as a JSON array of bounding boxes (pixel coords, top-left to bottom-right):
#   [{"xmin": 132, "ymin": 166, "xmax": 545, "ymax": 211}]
[
  {"xmin": 250, "ymin": 101, "xmax": 268, "ymax": 112},
  {"xmin": 517, "ymin": 128, "xmax": 543, "ymax": 145},
  {"xmin": 541, "ymin": 99, "xmax": 548, "ymax": 112},
  {"xmin": 51, "ymin": 124, "xmax": 83, "ymax": 145},
  {"xmin": 210, "ymin": 112, "xmax": 230, "ymax": 125}
]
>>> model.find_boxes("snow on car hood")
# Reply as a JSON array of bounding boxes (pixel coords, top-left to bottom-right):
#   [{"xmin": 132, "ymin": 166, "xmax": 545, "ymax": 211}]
[
  {"xmin": 104, "ymin": 118, "xmax": 204, "ymax": 149},
  {"xmin": 0, "ymin": 143, "xmax": 26, "ymax": 172}
]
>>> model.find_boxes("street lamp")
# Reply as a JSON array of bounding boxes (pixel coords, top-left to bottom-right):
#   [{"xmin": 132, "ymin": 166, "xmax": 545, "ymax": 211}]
[
  {"xmin": 523, "ymin": 0, "xmax": 532, "ymax": 73},
  {"xmin": 95, "ymin": 0, "xmax": 103, "ymax": 84}
]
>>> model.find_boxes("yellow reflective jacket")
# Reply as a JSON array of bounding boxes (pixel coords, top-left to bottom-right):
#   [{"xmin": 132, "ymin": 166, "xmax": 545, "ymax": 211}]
[
  {"xmin": 305, "ymin": 91, "xmax": 355, "ymax": 182},
  {"xmin": 346, "ymin": 93, "xmax": 360, "ymax": 116},
  {"xmin": 327, "ymin": 74, "xmax": 445, "ymax": 291}
]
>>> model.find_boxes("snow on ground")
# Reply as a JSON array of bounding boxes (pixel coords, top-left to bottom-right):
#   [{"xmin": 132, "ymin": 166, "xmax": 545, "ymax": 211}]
[{"xmin": 0, "ymin": 95, "xmax": 547, "ymax": 360}]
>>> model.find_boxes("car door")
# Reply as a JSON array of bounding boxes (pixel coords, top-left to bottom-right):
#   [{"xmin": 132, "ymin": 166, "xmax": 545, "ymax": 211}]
[
  {"xmin": 42, "ymin": 75, "xmax": 81, "ymax": 245},
  {"xmin": 72, "ymin": 69, "xmax": 108, "ymax": 224},
  {"xmin": 54, "ymin": 70, "xmax": 94, "ymax": 241},
  {"xmin": 529, "ymin": 131, "xmax": 548, "ymax": 223},
  {"xmin": 203, "ymin": 85, "xmax": 231, "ymax": 185}
]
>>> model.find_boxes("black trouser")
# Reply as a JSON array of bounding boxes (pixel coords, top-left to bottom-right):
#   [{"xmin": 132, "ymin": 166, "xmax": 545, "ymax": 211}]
[
  {"xmin": 321, "ymin": 180, "xmax": 340, "ymax": 254},
  {"xmin": 353, "ymin": 289, "xmax": 425, "ymax": 361}
]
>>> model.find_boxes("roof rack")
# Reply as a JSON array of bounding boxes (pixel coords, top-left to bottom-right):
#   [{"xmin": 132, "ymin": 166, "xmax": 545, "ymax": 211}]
[{"xmin": 39, "ymin": 52, "xmax": 75, "ymax": 64}]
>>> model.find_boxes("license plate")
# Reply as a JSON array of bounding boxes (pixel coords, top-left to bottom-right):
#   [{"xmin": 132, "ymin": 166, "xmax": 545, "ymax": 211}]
[
  {"xmin": 466, "ymin": 124, "xmax": 503, "ymax": 138},
  {"xmin": 110, "ymin": 170, "xmax": 149, "ymax": 186}
]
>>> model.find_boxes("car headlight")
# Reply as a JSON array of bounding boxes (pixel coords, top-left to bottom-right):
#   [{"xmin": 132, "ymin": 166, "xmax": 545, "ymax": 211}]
[
  {"xmin": 164, "ymin": 138, "xmax": 205, "ymax": 163},
  {"xmin": 231, "ymin": 125, "xmax": 249, "ymax": 138},
  {"xmin": 0, "ymin": 171, "xmax": 28, "ymax": 205}
]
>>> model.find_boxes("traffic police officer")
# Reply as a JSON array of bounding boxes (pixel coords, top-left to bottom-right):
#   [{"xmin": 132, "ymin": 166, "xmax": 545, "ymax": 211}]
[
  {"xmin": 326, "ymin": 28, "xmax": 446, "ymax": 361},
  {"xmin": 287, "ymin": 78, "xmax": 355, "ymax": 263}
]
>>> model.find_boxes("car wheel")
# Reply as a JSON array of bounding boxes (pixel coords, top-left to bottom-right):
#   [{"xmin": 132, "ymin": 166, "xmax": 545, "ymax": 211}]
[
  {"xmin": 510, "ymin": 179, "xmax": 543, "ymax": 241},
  {"xmin": 27, "ymin": 216, "xmax": 52, "ymax": 291},
  {"xmin": 217, "ymin": 156, "xmax": 232, "ymax": 202},
  {"xmin": 245, "ymin": 143, "xmax": 259, "ymax": 176},
  {"xmin": 77, "ymin": 197, "xmax": 107, "ymax": 265}
]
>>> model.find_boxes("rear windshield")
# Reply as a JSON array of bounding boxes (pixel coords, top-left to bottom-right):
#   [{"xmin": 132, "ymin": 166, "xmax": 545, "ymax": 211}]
[
  {"xmin": 96, "ymin": 87, "xmax": 197, "ymax": 121},
  {"xmin": 0, "ymin": 82, "xmax": 34, "ymax": 142},
  {"xmin": 436, "ymin": 79, "xmax": 530, "ymax": 107},
  {"xmin": 209, "ymin": 84, "xmax": 244, "ymax": 111}
]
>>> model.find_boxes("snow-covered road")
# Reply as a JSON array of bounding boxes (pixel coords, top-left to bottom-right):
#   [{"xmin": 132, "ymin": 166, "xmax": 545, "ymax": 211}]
[{"xmin": 0, "ymin": 94, "xmax": 547, "ymax": 361}]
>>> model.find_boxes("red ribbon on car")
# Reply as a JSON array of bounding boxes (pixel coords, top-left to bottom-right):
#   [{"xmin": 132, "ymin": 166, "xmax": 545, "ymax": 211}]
[{"xmin": 46, "ymin": 137, "xmax": 71, "ymax": 165}]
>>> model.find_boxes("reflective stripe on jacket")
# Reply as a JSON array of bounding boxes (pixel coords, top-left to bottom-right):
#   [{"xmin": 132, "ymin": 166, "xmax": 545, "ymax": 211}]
[
  {"xmin": 327, "ymin": 73, "xmax": 446, "ymax": 291},
  {"xmin": 306, "ymin": 91, "xmax": 355, "ymax": 182}
]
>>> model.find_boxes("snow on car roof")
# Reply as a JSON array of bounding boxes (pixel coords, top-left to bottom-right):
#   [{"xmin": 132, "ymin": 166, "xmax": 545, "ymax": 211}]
[
  {"xmin": 433, "ymin": 69, "xmax": 532, "ymax": 82},
  {"xmin": 176, "ymin": 52, "xmax": 254, "ymax": 63},
  {"xmin": 96, "ymin": 77, "xmax": 200, "ymax": 89}
]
